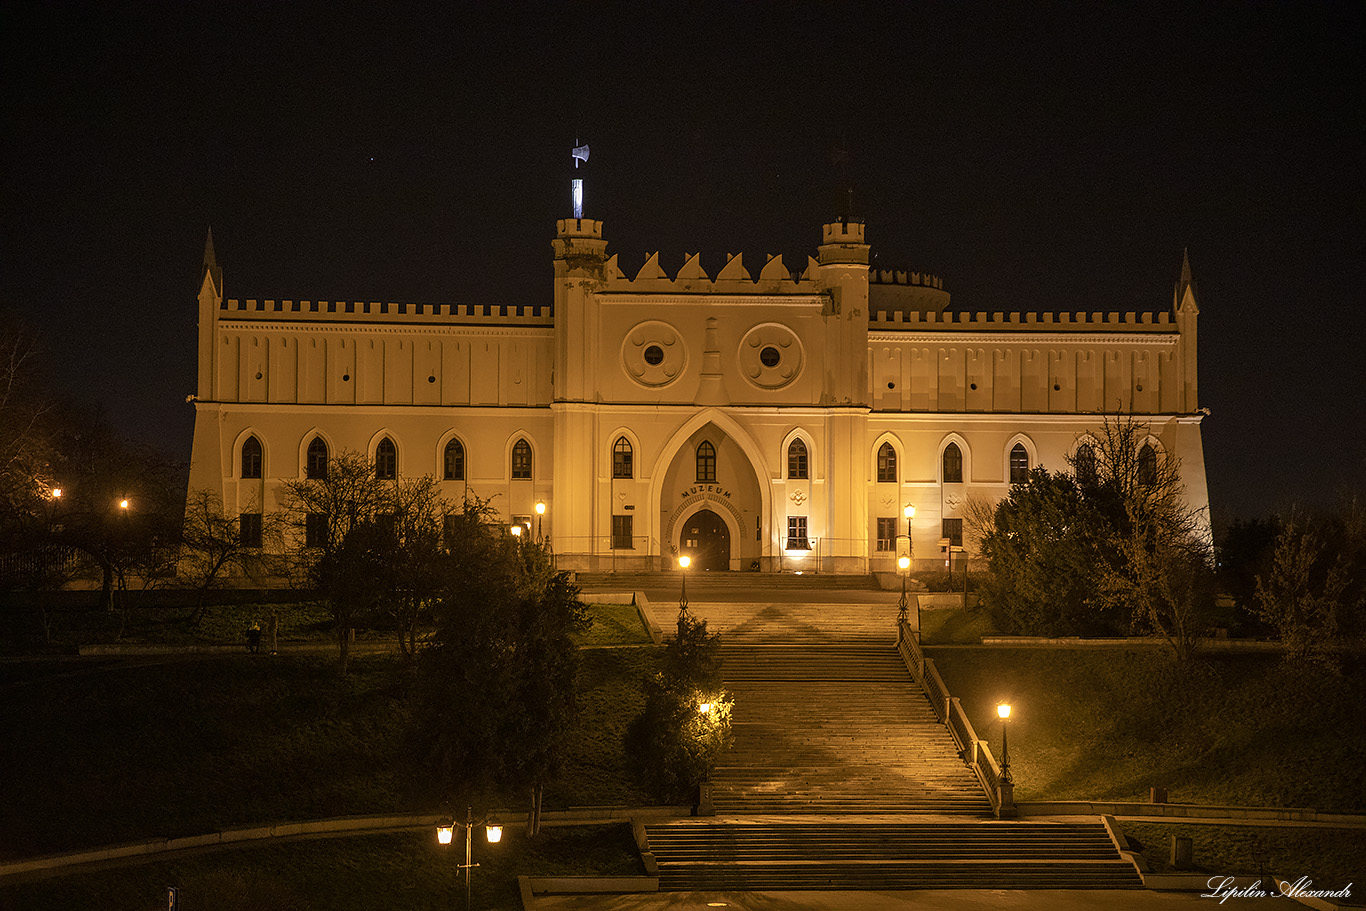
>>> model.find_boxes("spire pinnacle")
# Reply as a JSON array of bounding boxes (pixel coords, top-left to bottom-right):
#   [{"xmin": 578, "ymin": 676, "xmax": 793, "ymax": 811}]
[
  {"xmin": 1174, "ymin": 248, "xmax": 1198, "ymax": 314},
  {"xmin": 202, "ymin": 227, "xmax": 222, "ymax": 294}
]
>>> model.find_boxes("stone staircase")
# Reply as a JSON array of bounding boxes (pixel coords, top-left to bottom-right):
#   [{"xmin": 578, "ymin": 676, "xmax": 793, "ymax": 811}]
[
  {"xmin": 713, "ymin": 643, "xmax": 992, "ymax": 815},
  {"xmin": 644, "ymin": 820, "xmax": 1144, "ymax": 890},
  {"xmin": 575, "ymin": 571, "xmax": 880, "ymax": 592}
]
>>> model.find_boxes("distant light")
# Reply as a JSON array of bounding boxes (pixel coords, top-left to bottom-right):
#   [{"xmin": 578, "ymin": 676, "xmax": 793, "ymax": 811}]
[
  {"xmin": 997, "ymin": 703, "xmax": 1012, "ymax": 720},
  {"xmin": 485, "ymin": 824, "xmax": 503, "ymax": 844},
  {"xmin": 51, "ymin": 488, "xmax": 62, "ymax": 499},
  {"xmin": 510, "ymin": 525, "xmax": 522, "ymax": 537},
  {"xmin": 119, "ymin": 499, "xmax": 130, "ymax": 510},
  {"xmin": 436, "ymin": 824, "xmax": 454, "ymax": 845},
  {"xmin": 678, "ymin": 555, "xmax": 690, "ymax": 569},
  {"xmin": 698, "ymin": 702, "xmax": 713, "ymax": 715},
  {"xmin": 793, "ymin": 571, "xmax": 803, "ymax": 575}
]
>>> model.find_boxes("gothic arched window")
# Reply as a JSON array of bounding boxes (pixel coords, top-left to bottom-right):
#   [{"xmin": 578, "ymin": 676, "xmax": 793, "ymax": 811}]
[
  {"xmin": 788, "ymin": 439, "xmax": 809, "ymax": 479},
  {"xmin": 511, "ymin": 439, "xmax": 533, "ymax": 479},
  {"xmin": 306, "ymin": 436, "xmax": 328, "ymax": 480},
  {"xmin": 375, "ymin": 437, "xmax": 397, "ymax": 480},
  {"xmin": 613, "ymin": 437, "xmax": 633, "ymax": 479},
  {"xmin": 1137, "ymin": 443, "xmax": 1157, "ymax": 486},
  {"xmin": 1075, "ymin": 443, "xmax": 1097, "ymax": 485},
  {"xmin": 241, "ymin": 435, "xmax": 262, "ymax": 479},
  {"xmin": 877, "ymin": 442, "xmax": 897, "ymax": 483},
  {"xmin": 1009, "ymin": 443, "xmax": 1029, "ymax": 484},
  {"xmin": 443, "ymin": 439, "xmax": 465, "ymax": 481},
  {"xmin": 943, "ymin": 443, "xmax": 963, "ymax": 483},
  {"xmin": 696, "ymin": 441, "xmax": 716, "ymax": 482}
]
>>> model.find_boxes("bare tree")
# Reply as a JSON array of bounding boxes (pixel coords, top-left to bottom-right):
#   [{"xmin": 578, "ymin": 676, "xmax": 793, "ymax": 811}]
[{"xmin": 179, "ymin": 489, "xmax": 281, "ymax": 624}]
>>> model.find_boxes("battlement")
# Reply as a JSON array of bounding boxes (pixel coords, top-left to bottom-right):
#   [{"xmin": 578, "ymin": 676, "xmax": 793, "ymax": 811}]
[
  {"xmin": 821, "ymin": 220, "xmax": 866, "ymax": 244},
  {"xmin": 870, "ymin": 269, "xmax": 944, "ymax": 290},
  {"xmin": 868, "ymin": 308, "xmax": 1174, "ymax": 331},
  {"xmin": 220, "ymin": 299, "xmax": 554, "ymax": 325},
  {"xmin": 601, "ymin": 252, "xmax": 823, "ymax": 294},
  {"xmin": 556, "ymin": 218, "xmax": 604, "ymax": 238}
]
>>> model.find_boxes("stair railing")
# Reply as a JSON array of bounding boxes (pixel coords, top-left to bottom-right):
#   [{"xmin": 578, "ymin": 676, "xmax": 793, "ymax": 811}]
[{"xmin": 897, "ymin": 618, "xmax": 1008, "ymax": 815}]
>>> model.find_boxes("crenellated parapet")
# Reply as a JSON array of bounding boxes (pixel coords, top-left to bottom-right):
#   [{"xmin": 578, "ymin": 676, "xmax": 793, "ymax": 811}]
[
  {"xmin": 870, "ymin": 269, "xmax": 945, "ymax": 290},
  {"xmin": 598, "ymin": 251, "xmax": 824, "ymax": 295},
  {"xmin": 868, "ymin": 308, "xmax": 1175, "ymax": 332},
  {"xmin": 219, "ymin": 298, "xmax": 554, "ymax": 325}
]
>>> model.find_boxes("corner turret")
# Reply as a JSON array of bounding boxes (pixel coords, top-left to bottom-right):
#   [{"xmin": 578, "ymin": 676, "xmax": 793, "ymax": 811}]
[{"xmin": 196, "ymin": 227, "xmax": 223, "ymax": 400}]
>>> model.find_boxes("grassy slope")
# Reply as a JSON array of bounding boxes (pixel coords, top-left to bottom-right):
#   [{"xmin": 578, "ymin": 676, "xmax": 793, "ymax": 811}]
[
  {"xmin": 927, "ymin": 648, "xmax": 1366, "ymax": 812},
  {"xmin": 0, "ymin": 824, "xmax": 642, "ymax": 911}
]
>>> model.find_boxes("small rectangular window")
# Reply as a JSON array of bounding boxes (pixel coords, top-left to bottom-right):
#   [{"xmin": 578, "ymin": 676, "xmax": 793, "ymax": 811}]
[
  {"xmin": 239, "ymin": 513, "xmax": 263, "ymax": 549},
  {"xmin": 876, "ymin": 517, "xmax": 896, "ymax": 552},
  {"xmin": 612, "ymin": 515, "xmax": 633, "ymax": 549},
  {"xmin": 305, "ymin": 513, "xmax": 328, "ymax": 549},
  {"xmin": 943, "ymin": 518, "xmax": 963, "ymax": 548},
  {"xmin": 786, "ymin": 516, "xmax": 810, "ymax": 550}
]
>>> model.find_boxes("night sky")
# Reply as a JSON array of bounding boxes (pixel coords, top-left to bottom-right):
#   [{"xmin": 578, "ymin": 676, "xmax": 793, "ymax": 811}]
[{"xmin": 3, "ymin": 3, "xmax": 1362, "ymax": 534}]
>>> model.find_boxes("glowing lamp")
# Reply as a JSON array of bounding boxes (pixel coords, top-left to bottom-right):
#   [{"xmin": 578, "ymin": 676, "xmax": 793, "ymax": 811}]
[
  {"xmin": 510, "ymin": 525, "xmax": 522, "ymax": 537},
  {"xmin": 485, "ymin": 824, "xmax": 503, "ymax": 844},
  {"xmin": 436, "ymin": 824, "xmax": 454, "ymax": 845},
  {"xmin": 997, "ymin": 703, "xmax": 1012, "ymax": 720},
  {"xmin": 904, "ymin": 504, "xmax": 915, "ymax": 520},
  {"xmin": 678, "ymin": 555, "xmax": 690, "ymax": 569},
  {"xmin": 119, "ymin": 499, "xmax": 130, "ymax": 510},
  {"xmin": 51, "ymin": 487, "xmax": 62, "ymax": 499},
  {"xmin": 898, "ymin": 555, "xmax": 910, "ymax": 571},
  {"xmin": 699, "ymin": 702, "xmax": 713, "ymax": 715},
  {"xmin": 535, "ymin": 501, "xmax": 545, "ymax": 515}
]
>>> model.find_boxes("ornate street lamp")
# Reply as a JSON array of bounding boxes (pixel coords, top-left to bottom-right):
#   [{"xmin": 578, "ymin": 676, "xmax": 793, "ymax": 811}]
[
  {"xmin": 677, "ymin": 554, "xmax": 690, "ymax": 611},
  {"xmin": 997, "ymin": 702, "xmax": 1013, "ymax": 785},
  {"xmin": 896, "ymin": 555, "xmax": 911, "ymax": 624},
  {"xmin": 534, "ymin": 501, "xmax": 545, "ymax": 544},
  {"xmin": 437, "ymin": 807, "xmax": 502, "ymax": 910}
]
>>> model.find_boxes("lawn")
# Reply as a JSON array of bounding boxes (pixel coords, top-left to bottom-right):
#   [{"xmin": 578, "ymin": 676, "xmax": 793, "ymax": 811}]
[
  {"xmin": 0, "ymin": 823, "xmax": 642, "ymax": 911},
  {"xmin": 1118, "ymin": 821, "xmax": 1365, "ymax": 886},
  {"xmin": 0, "ymin": 619, "xmax": 659, "ymax": 860},
  {"xmin": 926, "ymin": 648, "xmax": 1366, "ymax": 812}
]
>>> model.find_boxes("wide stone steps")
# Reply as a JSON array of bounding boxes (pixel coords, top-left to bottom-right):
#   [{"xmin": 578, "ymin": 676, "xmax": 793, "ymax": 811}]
[
  {"xmin": 645, "ymin": 822, "xmax": 1144, "ymax": 890},
  {"xmin": 713, "ymin": 643, "xmax": 991, "ymax": 815}
]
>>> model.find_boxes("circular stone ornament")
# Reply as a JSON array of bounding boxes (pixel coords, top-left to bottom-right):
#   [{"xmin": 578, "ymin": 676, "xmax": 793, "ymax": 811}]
[
  {"xmin": 622, "ymin": 321, "xmax": 687, "ymax": 387},
  {"xmin": 739, "ymin": 323, "xmax": 804, "ymax": 389}
]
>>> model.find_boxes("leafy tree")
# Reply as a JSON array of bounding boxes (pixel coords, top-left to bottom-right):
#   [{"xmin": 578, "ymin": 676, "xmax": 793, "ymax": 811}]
[
  {"xmin": 625, "ymin": 606, "xmax": 734, "ymax": 804},
  {"xmin": 975, "ymin": 469, "xmax": 1115, "ymax": 635},
  {"xmin": 416, "ymin": 496, "xmax": 587, "ymax": 833}
]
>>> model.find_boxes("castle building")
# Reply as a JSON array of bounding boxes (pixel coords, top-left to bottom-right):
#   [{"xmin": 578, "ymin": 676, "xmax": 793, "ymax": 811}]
[{"xmin": 187, "ymin": 163, "xmax": 1209, "ymax": 574}]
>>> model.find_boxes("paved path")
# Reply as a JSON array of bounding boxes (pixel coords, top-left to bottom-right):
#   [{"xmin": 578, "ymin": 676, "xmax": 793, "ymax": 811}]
[{"xmin": 524, "ymin": 887, "xmax": 1280, "ymax": 910}]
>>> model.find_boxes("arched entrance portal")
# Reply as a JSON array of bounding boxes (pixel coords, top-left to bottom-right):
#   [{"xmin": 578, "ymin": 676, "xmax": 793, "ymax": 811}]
[{"xmin": 681, "ymin": 509, "xmax": 731, "ymax": 571}]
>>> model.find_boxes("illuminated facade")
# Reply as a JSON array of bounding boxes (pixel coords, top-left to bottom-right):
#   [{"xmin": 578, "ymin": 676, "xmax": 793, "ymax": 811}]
[{"xmin": 187, "ymin": 186, "xmax": 1208, "ymax": 573}]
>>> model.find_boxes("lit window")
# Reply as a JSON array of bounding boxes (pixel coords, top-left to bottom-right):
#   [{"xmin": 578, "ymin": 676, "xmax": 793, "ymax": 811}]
[
  {"xmin": 788, "ymin": 439, "xmax": 809, "ymax": 479},
  {"xmin": 306, "ymin": 437, "xmax": 328, "ymax": 479},
  {"xmin": 877, "ymin": 442, "xmax": 897, "ymax": 483},
  {"xmin": 696, "ymin": 441, "xmax": 716, "ymax": 482},
  {"xmin": 375, "ymin": 437, "xmax": 397, "ymax": 480},
  {"xmin": 1009, "ymin": 443, "xmax": 1029, "ymax": 484},
  {"xmin": 613, "ymin": 437, "xmax": 633, "ymax": 479},
  {"xmin": 786, "ymin": 516, "xmax": 810, "ymax": 550},
  {"xmin": 876, "ymin": 517, "xmax": 896, "ymax": 552},
  {"xmin": 443, "ymin": 439, "xmax": 465, "ymax": 480},
  {"xmin": 511, "ymin": 439, "xmax": 533, "ymax": 479},
  {"xmin": 943, "ymin": 443, "xmax": 963, "ymax": 483},
  {"xmin": 241, "ymin": 436, "xmax": 263, "ymax": 479}
]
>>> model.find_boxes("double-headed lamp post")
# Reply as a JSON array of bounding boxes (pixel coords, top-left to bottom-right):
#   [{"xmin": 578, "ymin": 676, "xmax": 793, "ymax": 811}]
[{"xmin": 437, "ymin": 808, "xmax": 503, "ymax": 910}]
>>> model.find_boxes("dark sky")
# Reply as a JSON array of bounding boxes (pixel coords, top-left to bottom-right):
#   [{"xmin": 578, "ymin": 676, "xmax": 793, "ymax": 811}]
[{"xmin": 3, "ymin": 2, "xmax": 1362, "ymax": 533}]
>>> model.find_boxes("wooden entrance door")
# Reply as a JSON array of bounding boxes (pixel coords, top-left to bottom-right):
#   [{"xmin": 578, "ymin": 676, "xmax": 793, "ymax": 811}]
[{"xmin": 682, "ymin": 509, "xmax": 731, "ymax": 571}]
